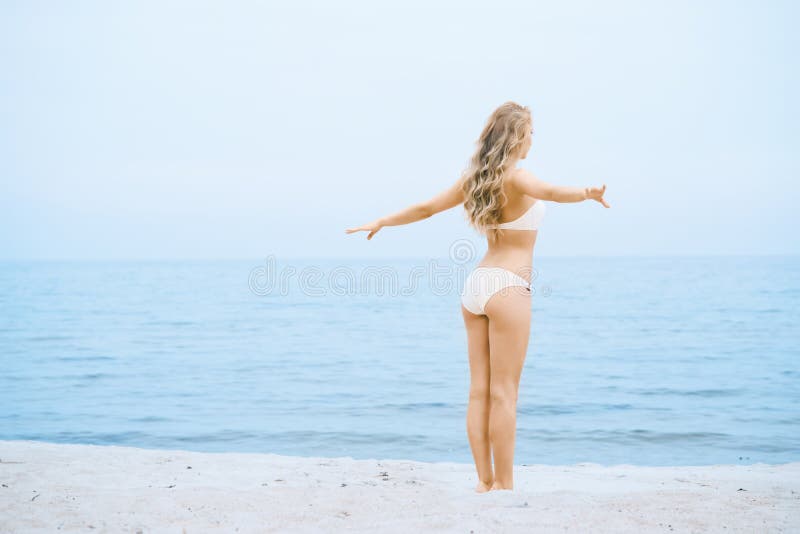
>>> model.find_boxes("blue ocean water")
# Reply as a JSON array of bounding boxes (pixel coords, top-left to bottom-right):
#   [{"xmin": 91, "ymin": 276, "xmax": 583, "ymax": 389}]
[{"xmin": 1, "ymin": 255, "xmax": 798, "ymax": 466}]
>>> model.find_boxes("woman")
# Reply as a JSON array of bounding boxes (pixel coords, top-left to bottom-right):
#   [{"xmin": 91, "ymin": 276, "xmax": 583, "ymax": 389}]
[{"xmin": 345, "ymin": 101, "xmax": 610, "ymax": 493}]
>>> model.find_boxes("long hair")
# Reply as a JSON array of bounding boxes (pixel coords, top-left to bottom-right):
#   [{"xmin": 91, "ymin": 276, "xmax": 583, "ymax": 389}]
[{"xmin": 461, "ymin": 102, "xmax": 532, "ymax": 242}]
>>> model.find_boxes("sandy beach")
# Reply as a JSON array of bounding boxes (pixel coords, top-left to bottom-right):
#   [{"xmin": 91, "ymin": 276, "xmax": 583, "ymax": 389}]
[{"xmin": 0, "ymin": 440, "xmax": 797, "ymax": 533}]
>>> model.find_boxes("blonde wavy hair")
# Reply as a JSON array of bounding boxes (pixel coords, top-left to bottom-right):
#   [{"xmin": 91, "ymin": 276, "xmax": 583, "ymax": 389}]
[{"xmin": 461, "ymin": 101, "xmax": 532, "ymax": 241}]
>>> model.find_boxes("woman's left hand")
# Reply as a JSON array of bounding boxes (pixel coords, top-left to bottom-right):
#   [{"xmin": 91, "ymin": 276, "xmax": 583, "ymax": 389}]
[{"xmin": 345, "ymin": 220, "xmax": 383, "ymax": 240}]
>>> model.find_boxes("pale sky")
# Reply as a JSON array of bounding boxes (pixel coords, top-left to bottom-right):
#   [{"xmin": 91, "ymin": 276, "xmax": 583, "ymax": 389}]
[{"xmin": 1, "ymin": 0, "xmax": 797, "ymax": 260}]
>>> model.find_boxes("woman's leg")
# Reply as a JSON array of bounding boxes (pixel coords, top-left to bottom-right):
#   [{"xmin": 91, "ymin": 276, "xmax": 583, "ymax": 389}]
[
  {"xmin": 461, "ymin": 304, "xmax": 493, "ymax": 493},
  {"xmin": 484, "ymin": 285, "xmax": 532, "ymax": 490}
]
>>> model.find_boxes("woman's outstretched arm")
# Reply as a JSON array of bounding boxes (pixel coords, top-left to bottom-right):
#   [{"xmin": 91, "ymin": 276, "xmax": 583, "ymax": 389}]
[
  {"xmin": 345, "ymin": 176, "xmax": 465, "ymax": 240},
  {"xmin": 511, "ymin": 168, "xmax": 610, "ymax": 207}
]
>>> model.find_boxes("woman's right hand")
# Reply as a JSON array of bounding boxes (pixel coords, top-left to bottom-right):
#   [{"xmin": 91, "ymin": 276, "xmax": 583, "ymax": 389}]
[{"xmin": 586, "ymin": 184, "xmax": 610, "ymax": 208}]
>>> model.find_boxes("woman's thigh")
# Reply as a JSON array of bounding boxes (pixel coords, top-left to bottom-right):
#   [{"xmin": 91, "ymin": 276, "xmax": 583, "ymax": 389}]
[
  {"xmin": 462, "ymin": 305, "xmax": 491, "ymax": 395},
  {"xmin": 484, "ymin": 287, "xmax": 531, "ymax": 394}
]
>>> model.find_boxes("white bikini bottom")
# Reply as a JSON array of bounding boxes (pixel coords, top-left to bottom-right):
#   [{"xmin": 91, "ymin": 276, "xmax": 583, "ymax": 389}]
[{"xmin": 460, "ymin": 267, "xmax": 531, "ymax": 316}]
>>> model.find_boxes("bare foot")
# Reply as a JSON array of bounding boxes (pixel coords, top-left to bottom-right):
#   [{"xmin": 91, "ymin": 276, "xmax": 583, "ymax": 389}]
[
  {"xmin": 490, "ymin": 481, "xmax": 513, "ymax": 491},
  {"xmin": 475, "ymin": 480, "xmax": 493, "ymax": 493}
]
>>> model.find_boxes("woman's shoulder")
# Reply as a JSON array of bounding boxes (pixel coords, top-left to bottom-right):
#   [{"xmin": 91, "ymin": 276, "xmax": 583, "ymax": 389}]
[
  {"xmin": 508, "ymin": 166, "xmax": 535, "ymax": 182},
  {"xmin": 506, "ymin": 167, "xmax": 535, "ymax": 198}
]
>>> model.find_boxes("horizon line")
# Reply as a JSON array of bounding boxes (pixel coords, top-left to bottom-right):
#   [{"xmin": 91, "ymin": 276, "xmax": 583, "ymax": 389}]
[{"xmin": 0, "ymin": 252, "xmax": 798, "ymax": 263}]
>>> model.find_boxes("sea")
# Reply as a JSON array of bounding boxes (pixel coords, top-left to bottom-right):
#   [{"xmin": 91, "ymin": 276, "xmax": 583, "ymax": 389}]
[{"xmin": 1, "ymin": 255, "xmax": 798, "ymax": 466}]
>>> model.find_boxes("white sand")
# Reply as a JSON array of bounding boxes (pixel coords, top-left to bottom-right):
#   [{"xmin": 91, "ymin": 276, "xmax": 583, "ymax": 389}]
[{"xmin": 0, "ymin": 440, "xmax": 798, "ymax": 533}]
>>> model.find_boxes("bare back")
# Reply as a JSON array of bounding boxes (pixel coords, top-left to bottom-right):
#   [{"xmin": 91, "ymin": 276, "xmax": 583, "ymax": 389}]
[{"xmin": 478, "ymin": 168, "xmax": 540, "ymax": 282}]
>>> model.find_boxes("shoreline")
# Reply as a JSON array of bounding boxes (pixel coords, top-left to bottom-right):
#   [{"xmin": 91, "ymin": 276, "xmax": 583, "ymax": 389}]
[{"xmin": 1, "ymin": 440, "xmax": 798, "ymax": 533}]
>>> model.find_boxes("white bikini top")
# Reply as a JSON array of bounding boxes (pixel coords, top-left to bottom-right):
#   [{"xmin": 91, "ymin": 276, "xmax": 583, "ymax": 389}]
[{"xmin": 486, "ymin": 200, "xmax": 546, "ymax": 230}]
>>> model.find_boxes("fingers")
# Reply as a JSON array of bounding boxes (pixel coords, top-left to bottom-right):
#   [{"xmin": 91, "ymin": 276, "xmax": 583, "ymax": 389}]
[
  {"xmin": 346, "ymin": 225, "xmax": 380, "ymax": 239},
  {"xmin": 591, "ymin": 184, "xmax": 609, "ymax": 207}
]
